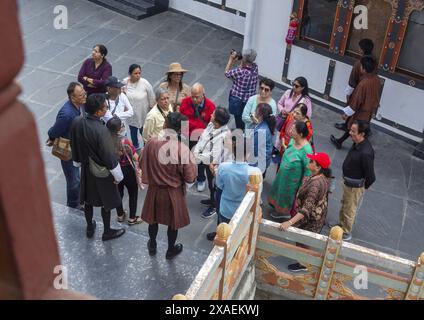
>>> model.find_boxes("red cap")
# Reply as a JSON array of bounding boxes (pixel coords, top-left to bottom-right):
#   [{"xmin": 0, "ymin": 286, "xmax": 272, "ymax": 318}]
[{"xmin": 307, "ymin": 152, "xmax": 331, "ymax": 169}]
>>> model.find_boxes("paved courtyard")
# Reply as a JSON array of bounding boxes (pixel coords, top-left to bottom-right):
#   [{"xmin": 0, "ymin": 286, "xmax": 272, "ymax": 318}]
[{"xmin": 17, "ymin": 0, "xmax": 424, "ymax": 299}]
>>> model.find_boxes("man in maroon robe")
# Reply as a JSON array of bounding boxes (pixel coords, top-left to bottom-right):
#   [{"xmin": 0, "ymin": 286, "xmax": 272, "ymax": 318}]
[
  {"xmin": 141, "ymin": 112, "xmax": 197, "ymax": 260},
  {"xmin": 331, "ymin": 56, "xmax": 381, "ymax": 149}
]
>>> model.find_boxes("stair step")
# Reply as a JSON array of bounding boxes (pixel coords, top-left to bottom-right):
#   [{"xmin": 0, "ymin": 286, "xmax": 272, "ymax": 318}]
[
  {"xmin": 115, "ymin": 0, "xmax": 155, "ymax": 11},
  {"xmin": 87, "ymin": 0, "xmax": 167, "ymax": 20}
]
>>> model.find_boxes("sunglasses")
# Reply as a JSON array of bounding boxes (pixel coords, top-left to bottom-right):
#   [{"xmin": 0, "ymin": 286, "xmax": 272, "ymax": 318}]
[
  {"xmin": 293, "ymin": 83, "xmax": 301, "ymax": 89},
  {"xmin": 260, "ymin": 86, "xmax": 270, "ymax": 92}
]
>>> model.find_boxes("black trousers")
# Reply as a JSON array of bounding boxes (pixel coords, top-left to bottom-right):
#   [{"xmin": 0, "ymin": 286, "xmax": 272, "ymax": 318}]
[
  {"xmin": 198, "ymin": 163, "xmax": 216, "ymax": 207},
  {"xmin": 84, "ymin": 204, "xmax": 111, "ymax": 232},
  {"xmin": 117, "ymin": 165, "xmax": 138, "ymax": 218},
  {"xmin": 336, "ymin": 117, "xmax": 352, "ymax": 145}
]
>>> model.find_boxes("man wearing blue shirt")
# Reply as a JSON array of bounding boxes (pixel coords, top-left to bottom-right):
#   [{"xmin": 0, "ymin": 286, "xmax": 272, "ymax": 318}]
[
  {"xmin": 206, "ymin": 138, "xmax": 262, "ymax": 241},
  {"xmin": 47, "ymin": 82, "xmax": 86, "ymax": 209}
]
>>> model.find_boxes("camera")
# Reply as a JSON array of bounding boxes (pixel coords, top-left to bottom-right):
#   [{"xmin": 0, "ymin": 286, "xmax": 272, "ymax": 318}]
[{"xmin": 231, "ymin": 49, "xmax": 242, "ymax": 60}]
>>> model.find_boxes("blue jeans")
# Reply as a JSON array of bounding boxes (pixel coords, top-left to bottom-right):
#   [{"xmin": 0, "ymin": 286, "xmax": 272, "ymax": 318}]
[
  {"xmin": 215, "ymin": 188, "xmax": 230, "ymax": 224},
  {"xmin": 228, "ymin": 95, "xmax": 246, "ymax": 130},
  {"xmin": 61, "ymin": 159, "xmax": 80, "ymax": 208},
  {"xmin": 129, "ymin": 125, "xmax": 143, "ymax": 150}
]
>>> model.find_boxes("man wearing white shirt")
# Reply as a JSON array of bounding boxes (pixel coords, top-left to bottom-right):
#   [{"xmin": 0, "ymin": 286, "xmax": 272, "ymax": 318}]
[
  {"xmin": 103, "ymin": 76, "xmax": 134, "ymax": 135},
  {"xmin": 70, "ymin": 93, "xmax": 126, "ymax": 241}
]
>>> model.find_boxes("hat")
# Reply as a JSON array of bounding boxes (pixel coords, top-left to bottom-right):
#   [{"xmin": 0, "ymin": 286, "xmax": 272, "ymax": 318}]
[
  {"xmin": 166, "ymin": 62, "xmax": 187, "ymax": 74},
  {"xmin": 307, "ymin": 152, "xmax": 331, "ymax": 169},
  {"xmin": 105, "ymin": 76, "xmax": 124, "ymax": 88}
]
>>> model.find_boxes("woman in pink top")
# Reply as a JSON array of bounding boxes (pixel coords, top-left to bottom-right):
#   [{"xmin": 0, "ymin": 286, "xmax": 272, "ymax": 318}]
[
  {"xmin": 277, "ymin": 77, "xmax": 312, "ymax": 118},
  {"xmin": 275, "ymin": 77, "xmax": 312, "ymax": 150}
]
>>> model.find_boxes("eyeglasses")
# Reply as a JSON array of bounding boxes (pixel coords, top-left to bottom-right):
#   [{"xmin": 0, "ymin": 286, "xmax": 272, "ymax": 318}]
[{"xmin": 260, "ymin": 86, "xmax": 270, "ymax": 92}]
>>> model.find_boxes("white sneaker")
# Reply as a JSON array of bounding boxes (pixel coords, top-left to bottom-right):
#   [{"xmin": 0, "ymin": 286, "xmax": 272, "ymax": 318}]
[{"xmin": 197, "ymin": 181, "xmax": 206, "ymax": 192}]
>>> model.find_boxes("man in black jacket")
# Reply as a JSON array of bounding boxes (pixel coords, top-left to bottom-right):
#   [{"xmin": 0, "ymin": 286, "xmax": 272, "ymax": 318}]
[
  {"xmin": 337, "ymin": 120, "xmax": 376, "ymax": 241},
  {"xmin": 70, "ymin": 94, "xmax": 125, "ymax": 241}
]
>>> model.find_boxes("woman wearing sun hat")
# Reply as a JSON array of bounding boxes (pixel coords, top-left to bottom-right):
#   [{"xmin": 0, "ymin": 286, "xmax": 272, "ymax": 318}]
[
  {"xmin": 279, "ymin": 151, "xmax": 333, "ymax": 272},
  {"xmin": 160, "ymin": 62, "xmax": 191, "ymax": 112}
]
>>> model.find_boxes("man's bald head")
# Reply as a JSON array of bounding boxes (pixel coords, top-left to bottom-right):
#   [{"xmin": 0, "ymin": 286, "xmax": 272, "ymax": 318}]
[
  {"xmin": 191, "ymin": 82, "xmax": 205, "ymax": 105},
  {"xmin": 191, "ymin": 83, "xmax": 204, "ymax": 95}
]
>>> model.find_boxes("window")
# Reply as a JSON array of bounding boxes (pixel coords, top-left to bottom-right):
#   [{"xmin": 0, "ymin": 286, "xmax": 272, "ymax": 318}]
[
  {"xmin": 397, "ymin": 10, "xmax": 424, "ymax": 78},
  {"xmin": 346, "ymin": 0, "xmax": 392, "ymax": 59},
  {"xmin": 300, "ymin": 0, "xmax": 338, "ymax": 46}
]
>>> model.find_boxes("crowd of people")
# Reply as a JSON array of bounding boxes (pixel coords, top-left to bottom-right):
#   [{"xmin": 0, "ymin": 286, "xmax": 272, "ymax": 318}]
[{"xmin": 47, "ymin": 39, "xmax": 377, "ymax": 268}]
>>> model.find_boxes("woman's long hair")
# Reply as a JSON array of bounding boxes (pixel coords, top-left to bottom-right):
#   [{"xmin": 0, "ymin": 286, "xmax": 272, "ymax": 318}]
[
  {"xmin": 106, "ymin": 116, "xmax": 125, "ymax": 156},
  {"xmin": 256, "ymin": 103, "xmax": 276, "ymax": 134},
  {"xmin": 167, "ymin": 73, "xmax": 183, "ymax": 91},
  {"xmin": 290, "ymin": 76, "xmax": 310, "ymax": 98}
]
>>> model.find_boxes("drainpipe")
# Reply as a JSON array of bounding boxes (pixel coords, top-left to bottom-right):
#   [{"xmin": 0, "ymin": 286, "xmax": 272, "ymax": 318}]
[{"xmin": 243, "ymin": 0, "xmax": 257, "ymax": 51}]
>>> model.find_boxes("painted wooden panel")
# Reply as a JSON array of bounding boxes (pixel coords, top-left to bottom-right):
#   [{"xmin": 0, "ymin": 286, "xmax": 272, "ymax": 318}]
[
  {"xmin": 227, "ymin": 217, "xmax": 252, "ymax": 262},
  {"xmin": 340, "ymin": 242, "xmax": 416, "ymax": 275}
]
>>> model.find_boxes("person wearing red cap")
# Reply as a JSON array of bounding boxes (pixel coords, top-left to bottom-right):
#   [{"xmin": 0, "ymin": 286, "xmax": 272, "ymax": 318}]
[{"xmin": 279, "ymin": 152, "xmax": 333, "ymax": 272}]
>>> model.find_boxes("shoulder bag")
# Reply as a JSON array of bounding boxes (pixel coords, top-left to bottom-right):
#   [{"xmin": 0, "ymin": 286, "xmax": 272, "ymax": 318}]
[
  {"xmin": 81, "ymin": 118, "xmax": 110, "ymax": 178},
  {"xmin": 275, "ymin": 92, "xmax": 304, "ymax": 131},
  {"xmin": 122, "ymin": 143, "xmax": 144, "ymax": 189},
  {"xmin": 52, "ymin": 137, "xmax": 72, "ymax": 161}
]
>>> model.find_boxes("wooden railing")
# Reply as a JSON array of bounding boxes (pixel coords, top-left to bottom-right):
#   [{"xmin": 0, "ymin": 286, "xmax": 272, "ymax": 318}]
[
  {"xmin": 173, "ymin": 172, "xmax": 263, "ymax": 300},
  {"xmin": 256, "ymin": 220, "xmax": 424, "ymax": 300},
  {"xmin": 172, "ymin": 177, "xmax": 424, "ymax": 300}
]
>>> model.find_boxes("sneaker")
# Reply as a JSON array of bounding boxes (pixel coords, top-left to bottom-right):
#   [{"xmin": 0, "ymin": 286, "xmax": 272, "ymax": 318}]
[
  {"xmin": 86, "ymin": 220, "xmax": 96, "ymax": 239},
  {"xmin": 102, "ymin": 228, "xmax": 125, "ymax": 241},
  {"xmin": 147, "ymin": 239, "xmax": 157, "ymax": 256},
  {"xmin": 206, "ymin": 232, "xmax": 217, "ymax": 241},
  {"xmin": 342, "ymin": 233, "xmax": 352, "ymax": 241},
  {"xmin": 166, "ymin": 243, "xmax": 183, "ymax": 260},
  {"xmin": 330, "ymin": 135, "xmax": 342, "ymax": 150},
  {"xmin": 200, "ymin": 199, "xmax": 214, "ymax": 206},
  {"xmin": 288, "ymin": 263, "xmax": 308, "ymax": 272},
  {"xmin": 197, "ymin": 181, "xmax": 206, "ymax": 192},
  {"xmin": 201, "ymin": 207, "xmax": 217, "ymax": 219}
]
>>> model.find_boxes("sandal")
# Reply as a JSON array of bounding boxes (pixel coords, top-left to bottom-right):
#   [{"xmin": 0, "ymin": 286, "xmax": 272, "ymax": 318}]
[
  {"xmin": 128, "ymin": 216, "xmax": 143, "ymax": 226},
  {"xmin": 117, "ymin": 210, "xmax": 127, "ymax": 223}
]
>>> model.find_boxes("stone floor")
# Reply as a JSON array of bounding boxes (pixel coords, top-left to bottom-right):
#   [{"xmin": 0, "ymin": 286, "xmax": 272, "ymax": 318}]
[{"xmin": 17, "ymin": 0, "xmax": 424, "ymax": 299}]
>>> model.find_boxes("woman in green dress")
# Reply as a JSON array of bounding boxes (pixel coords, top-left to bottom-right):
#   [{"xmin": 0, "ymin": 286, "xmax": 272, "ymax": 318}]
[{"xmin": 268, "ymin": 121, "xmax": 313, "ymax": 219}]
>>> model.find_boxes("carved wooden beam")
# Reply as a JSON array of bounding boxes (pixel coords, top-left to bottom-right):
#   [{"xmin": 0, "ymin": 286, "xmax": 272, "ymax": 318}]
[
  {"xmin": 404, "ymin": 253, "xmax": 424, "ymax": 300},
  {"xmin": 380, "ymin": 0, "xmax": 424, "ymax": 72},
  {"xmin": 315, "ymin": 227, "xmax": 343, "ymax": 300},
  {"xmin": 330, "ymin": 0, "xmax": 356, "ymax": 55}
]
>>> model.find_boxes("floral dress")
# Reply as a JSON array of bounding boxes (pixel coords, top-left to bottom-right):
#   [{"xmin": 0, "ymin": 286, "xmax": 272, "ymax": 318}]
[{"xmin": 293, "ymin": 174, "xmax": 330, "ymax": 233}]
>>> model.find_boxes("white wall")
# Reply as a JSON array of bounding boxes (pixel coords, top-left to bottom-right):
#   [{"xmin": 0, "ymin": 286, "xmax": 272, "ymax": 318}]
[
  {"xmin": 249, "ymin": 0, "xmax": 424, "ymax": 139},
  {"xmin": 250, "ymin": 0, "xmax": 291, "ymax": 82},
  {"xmin": 168, "ymin": 0, "xmax": 248, "ymax": 35}
]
